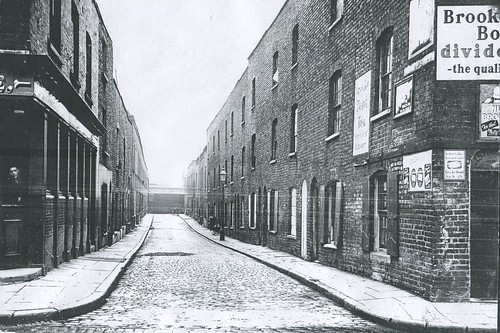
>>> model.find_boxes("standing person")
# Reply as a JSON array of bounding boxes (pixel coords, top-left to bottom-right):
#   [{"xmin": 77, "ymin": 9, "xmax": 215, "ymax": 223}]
[{"xmin": 3, "ymin": 166, "xmax": 23, "ymax": 205}]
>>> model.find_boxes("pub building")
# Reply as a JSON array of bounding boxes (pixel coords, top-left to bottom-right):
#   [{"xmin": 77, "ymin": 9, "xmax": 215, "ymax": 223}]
[{"xmin": 0, "ymin": 54, "xmax": 103, "ymax": 271}]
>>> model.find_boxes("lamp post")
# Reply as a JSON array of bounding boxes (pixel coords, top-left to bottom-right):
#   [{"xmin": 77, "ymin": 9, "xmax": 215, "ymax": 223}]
[{"xmin": 219, "ymin": 169, "xmax": 227, "ymax": 241}]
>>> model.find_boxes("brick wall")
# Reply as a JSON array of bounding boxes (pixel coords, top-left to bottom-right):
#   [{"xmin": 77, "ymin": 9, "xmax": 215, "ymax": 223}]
[{"xmin": 192, "ymin": 0, "xmax": 499, "ymax": 301}]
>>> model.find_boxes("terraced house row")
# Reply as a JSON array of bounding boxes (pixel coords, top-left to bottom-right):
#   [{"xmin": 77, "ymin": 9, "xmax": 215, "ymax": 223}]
[
  {"xmin": 185, "ymin": 0, "xmax": 499, "ymax": 302},
  {"xmin": 0, "ymin": 0, "xmax": 149, "ymax": 272}
]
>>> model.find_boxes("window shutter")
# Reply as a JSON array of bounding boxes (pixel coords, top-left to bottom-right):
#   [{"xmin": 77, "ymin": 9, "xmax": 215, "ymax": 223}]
[
  {"xmin": 334, "ymin": 182, "xmax": 343, "ymax": 247},
  {"xmin": 361, "ymin": 180, "xmax": 371, "ymax": 252},
  {"xmin": 387, "ymin": 172, "xmax": 399, "ymax": 257}
]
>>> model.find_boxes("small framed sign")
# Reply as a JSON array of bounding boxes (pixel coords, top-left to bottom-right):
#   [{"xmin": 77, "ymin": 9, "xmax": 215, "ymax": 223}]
[
  {"xmin": 444, "ymin": 150, "xmax": 466, "ymax": 181},
  {"xmin": 394, "ymin": 76, "xmax": 413, "ymax": 119}
]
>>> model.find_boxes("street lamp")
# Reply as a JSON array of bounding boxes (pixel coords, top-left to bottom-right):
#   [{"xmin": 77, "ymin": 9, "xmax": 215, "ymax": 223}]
[{"xmin": 219, "ymin": 169, "xmax": 227, "ymax": 241}]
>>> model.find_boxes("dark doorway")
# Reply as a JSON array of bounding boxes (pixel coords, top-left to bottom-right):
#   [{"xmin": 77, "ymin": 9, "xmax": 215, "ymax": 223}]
[{"xmin": 470, "ymin": 150, "xmax": 499, "ymax": 300}]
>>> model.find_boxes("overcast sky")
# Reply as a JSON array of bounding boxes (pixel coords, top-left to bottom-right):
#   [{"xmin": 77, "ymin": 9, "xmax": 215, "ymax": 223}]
[{"xmin": 94, "ymin": 0, "xmax": 287, "ymax": 188}]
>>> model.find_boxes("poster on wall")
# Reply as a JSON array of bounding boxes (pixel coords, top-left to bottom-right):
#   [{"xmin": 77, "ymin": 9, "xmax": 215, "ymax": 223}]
[
  {"xmin": 403, "ymin": 150, "xmax": 432, "ymax": 192},
  {"xmin": 444, "ymin": 150, "xmax": 466, "ymax": 180},
  {"xmin": 479, "ymin": 84, "xmax": 500, "ymax": 140},
  {"xmin": 352, "ymin": 71, "xmax": 371, "ymax": 156},
  {"xmin": 436, "ymin": 6, "xmax": 500, "ymax": 80},
  {"xmin": 394, "ymin": 76, "xmax": 413, "ymax": 118},
  {"xmin": 408, "ymin": 0, "xmax": 434, "ymax": 59}
]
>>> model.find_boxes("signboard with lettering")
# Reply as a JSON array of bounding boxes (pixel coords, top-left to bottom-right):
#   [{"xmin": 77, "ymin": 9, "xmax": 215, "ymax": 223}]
[
  {"xmin": 479, "ymin": 84, "xmax": 500, "ymax": 140},
  {"xmin": 444, "ymin": 150, "xmax": 466, "ymax": 180},
  {"xmin": 352, "ymin": 71, "xmax": 371, "ymax": 156},
  {"xmin": 436, "ymin": 5, "xmax": 500, "ymax": 80},
  {"xmin": 408, "ymin": 0, "xmax": 434, "ymax": 60},
  {"xmin": 403, "ymin": 150, "xmax": 432, "ymax": 192},
  {"xmin": 0, "ymin": 67, "xmax": 33, "ymax": 97}
]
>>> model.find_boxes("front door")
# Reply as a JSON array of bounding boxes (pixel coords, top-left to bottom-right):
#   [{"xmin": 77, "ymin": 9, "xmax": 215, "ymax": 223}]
[
  {"xmin": 470, "ymin": 151, "xmax": 499, "ymax": 299},
  {"xmin": 301, "ymin": 180, "xmax": 308, "ymax": 259}
]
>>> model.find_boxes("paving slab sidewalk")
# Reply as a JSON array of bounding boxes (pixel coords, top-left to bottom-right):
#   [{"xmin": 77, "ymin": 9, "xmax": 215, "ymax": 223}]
[
  {"xmin": 179, "ymin": 214, "xmax": 498, "ymax": 333},
  {"xmin": 0, "ymin": 214, "xmax": 154, "ymax": 324}
]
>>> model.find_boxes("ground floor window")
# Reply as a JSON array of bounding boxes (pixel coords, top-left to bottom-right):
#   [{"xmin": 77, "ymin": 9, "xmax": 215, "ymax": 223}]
[
  {"xmin": 374, "ymin": 174, "xmax": 388, "ymax": 250},
  {"xmin": 324, "ymin": 182, "xmax": 343, "ymax": 247}
]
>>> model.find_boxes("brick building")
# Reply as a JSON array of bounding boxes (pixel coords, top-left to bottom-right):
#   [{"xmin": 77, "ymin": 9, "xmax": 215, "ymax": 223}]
[
  {"xmin": 0, "ymin": 0, "xmax": 148, "ymax": 272},
  {"xmin": 187, "ymin": 0, "xmax": 499, "ymax": 302}
]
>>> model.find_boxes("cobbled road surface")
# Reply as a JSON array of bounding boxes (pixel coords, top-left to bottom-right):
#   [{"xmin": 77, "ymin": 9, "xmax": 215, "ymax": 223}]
[{"xmin": 0, "ymin": 214, "xmax": 402, "ymax": 332}]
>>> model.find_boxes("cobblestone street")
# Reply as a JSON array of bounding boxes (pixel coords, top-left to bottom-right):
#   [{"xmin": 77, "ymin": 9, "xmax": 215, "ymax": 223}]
[{"xmin": 0, "ymin": 215, "xmax": 400, "ymax": 332}]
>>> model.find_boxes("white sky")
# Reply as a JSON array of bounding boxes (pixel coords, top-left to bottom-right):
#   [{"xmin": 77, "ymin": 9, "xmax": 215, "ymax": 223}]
[{"xmin": 95, "ymin": 0, "xmax": 287, "ymax": 188}]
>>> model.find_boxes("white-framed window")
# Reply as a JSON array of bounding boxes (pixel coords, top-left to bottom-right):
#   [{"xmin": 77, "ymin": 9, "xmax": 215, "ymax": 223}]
[
  {"xmin": 328, "ymin": 71, "xmax": 342, "ymax": 136},
  {"xmin": 377, "ymin": 28, "xmax": 394, "ymax": 114},
  {"xmin": 272, "ymin": 51, "xmax": 279, "ymax": 86},
  {"xmin": 269, "ymin": 190, "xmax": 278, "ymax": 232},
  {"xmin": 374, "ymin": 174, "xmax": 388, "ymax": 251},
  {"xmin": 324, "ymin": 182, "xmax": 343, "ymax": 248},
  {"xmin": 271, "ymin": 118, "xmax": 278, "ymax": 161}
]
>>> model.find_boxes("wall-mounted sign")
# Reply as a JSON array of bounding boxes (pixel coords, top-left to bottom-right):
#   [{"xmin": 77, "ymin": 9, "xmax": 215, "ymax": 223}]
[
  {"xmin": 479, "ymin": 84, "xmax": 500, "ymax": 140},
  {"xmin": 403, "ymin": 150, "xmax": 432, "ymax": 192},
  {"xmin": 444, "ymin": 150, "xmax": 466, "ymax": 180},
  {"xmin": 436, "ymin": 6, "xmax": 500, "ymax": 81},
  {"xmin": 394, "ymin": 76, "xmax": 413, "ymax": 118},
  {"xmin": 353, "ymin": 71, "xmax": 371, "ymax": 156},
  {"xmin": 0, "ymin": 69, "xmax": 33, "ymax": 96},
  {"xmin": 408, "ymin": 0, "xmax": 435, "ymax": 60}
]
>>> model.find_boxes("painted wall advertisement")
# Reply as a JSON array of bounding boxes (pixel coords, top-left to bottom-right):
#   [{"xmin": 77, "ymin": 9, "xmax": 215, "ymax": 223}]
[
  {"xmin": 352, "ymin": 71, "xmax": 371, "ymax": 156},
  {"xmin": 436, "ymin": 5, "xmax": 500, "ymax": 80},
  {"xmin": 444, "ymin": 150, "xmax": 466, "ymax": 180},
  {"xmin": 403, "ymin": 150, "xmax": 432, "ymax": 192},
  {"xmin": 479, "ymin": 84, "xmax": 500, "ymax": 140}
]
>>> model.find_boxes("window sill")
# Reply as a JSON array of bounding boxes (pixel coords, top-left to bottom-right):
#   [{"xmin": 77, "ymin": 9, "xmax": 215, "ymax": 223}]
[
  {"xmin": 323, "ymin": 243, "xmax": 338, "ymax": 250},
  {"xmin": 230, "ymin": 181, "xmax": 234, "ymax": 185},
  {"xmin": 325, "ymin": 132, "xmax": 340, "ymax": 142},
  {"xmin": 251, "ymin": 167, "xmax": 256, "ymax": 171},
  {"xmin": 328, "ymin": 15, "xmax": 343, "ymax": 31},
  {"xmin": 251, "ymin": 105, "xmax": 255, "ymax": 111},
  {"xmin": 291, "ymin": 63, "xmax": 298, "ymax": 71},
  {"xmin": 271, "ymin": 83, "xmax": 278, "ymax": 90},
  {"xmin": 269, "ymin": 230, "xmax": 277, "ymax": 234},
  {"xmin": 370, "ymin": 109, "xmax": 391, "ymax": 122},
  {"xmin": 240, "ymin": 176, "xmax": 245, "ymax": 181},
  {"xmin": 241, "ymin": 121, "xmax": 245, "ymax": 126},
  {"xmin": 288, "ymin": 152, "xmax": 296, "ymax": 157},
  {"xmin": 286, "ymin": 235, "xmax": 297, "ymax": 239},
  {"xmin": 269, "ymin": 159, "xmax": 277, "ymax": 165},
  {"xmin": 249, "ymin": 226, "xmax": 257, "ymax": 230},
  {"xmin": 370, "ymin": 250, "xmax": 390, "ymax": 264},
  {"xmin": 240, "ymin": 225, "xmax": 245, "ymax": 229},
  {"xmin": 230, "ymin": 132, "xmax": 233, "ymax": 137}
]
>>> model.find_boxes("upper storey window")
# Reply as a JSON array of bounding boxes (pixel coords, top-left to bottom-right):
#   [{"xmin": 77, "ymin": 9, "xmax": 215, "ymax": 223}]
[
  {"xmin": 272, "ymin": 51, "xmax": 279, "ymax": 87},
  {"xmin": 50, "ymin": 0, "xmax": 62, "ymax": 53},
  {"xmin": 85, "ymin": 32, "xmax": 93, "ymax": 105},
  {"xmin": 292, "ymin": 24, "xmax": 299, "ymax": 67},
  {"xmin": 330, "ymin": 0, "xmax": 344, "ymax": 27},
  {"xmin": 376, "ymin": 28, "xmax": 394, "ymax": 114}
]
